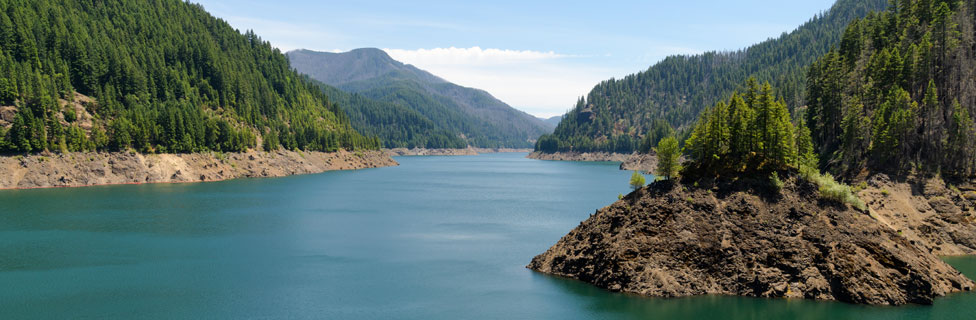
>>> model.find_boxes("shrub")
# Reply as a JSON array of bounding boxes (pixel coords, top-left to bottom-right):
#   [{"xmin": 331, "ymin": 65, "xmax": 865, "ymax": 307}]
[
  {"xmin": 63, "ymin": 107, "xmax": 77, "ymax": 123},
  {"xmin": 770, "ymin": 172, "xmax": 784, "ymax": 192},
  {"xmin": 629, "ymin": 171, "xmax": 646, "ymax": 190},
  {"xmin": 800, "ymin": 165, "xmax": 866, "ymax": 211}
]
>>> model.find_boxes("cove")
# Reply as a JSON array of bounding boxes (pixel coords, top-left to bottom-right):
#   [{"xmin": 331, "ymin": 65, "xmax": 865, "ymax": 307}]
[{"xmin": 1, "ymin": 153, "xmax": 974, "ymax": 319}]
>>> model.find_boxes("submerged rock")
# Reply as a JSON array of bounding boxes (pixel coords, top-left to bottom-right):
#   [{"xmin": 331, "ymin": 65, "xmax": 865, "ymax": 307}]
[{"xmin": 528, "ymin": 175, "xmax": 974, "ymax": 305}]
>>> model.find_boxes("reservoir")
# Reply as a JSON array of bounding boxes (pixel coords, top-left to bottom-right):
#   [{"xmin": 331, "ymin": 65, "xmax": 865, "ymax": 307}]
[{"xmin": 1, "ymin": 153, "xmax": 974, "ymax": 319}]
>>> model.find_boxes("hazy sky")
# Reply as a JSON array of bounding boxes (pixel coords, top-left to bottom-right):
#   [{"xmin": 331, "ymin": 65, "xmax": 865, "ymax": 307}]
[{"xmin": 193, "ymin": 0, "xmax": 837, "ymax": 118}]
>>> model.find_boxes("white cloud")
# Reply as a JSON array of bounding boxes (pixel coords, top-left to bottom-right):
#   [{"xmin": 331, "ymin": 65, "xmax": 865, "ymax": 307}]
[
  {"xmin": 385, "ymin": 47, "xmax": 566, "ymax": 66},
  {"xmin": 384, "ymin": 47, "xmax": 610, "ymax": 118}
]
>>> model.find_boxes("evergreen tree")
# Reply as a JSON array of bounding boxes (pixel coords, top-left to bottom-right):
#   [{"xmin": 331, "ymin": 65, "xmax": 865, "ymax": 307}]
[
  {"xmin": 0, "ymin": 0, "xmax": 380, "ymax": 154},
  {"xmin": 655, "ymin": 136, "xmax": 681, "ymax": 180},
  {"xmin": 629, "ymin": 171, "xmax": 646, "ymax": 190},
  {"xmin": 684, "ymin": 78, "xmax": 800, "ymax": 174}
]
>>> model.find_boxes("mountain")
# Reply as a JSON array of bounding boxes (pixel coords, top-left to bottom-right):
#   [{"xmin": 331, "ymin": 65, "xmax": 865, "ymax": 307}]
[
  {"xmin": 311, "ymin": 81, "xmax": 467, "ymax": 149},
  {"xmin": 805, "ymin": 0, "xmax": 976, "ymax": 180},
  {"xmin": 538, "ymin": 116, "xmax": 563, "ymax": 128},
  {"xmin": 287, "ymin": 48, "xmax": 550, "ymax": 148},
  {"xmin": 0, "ymin": 0, "xmax": 378, "ymax": 154},
  {"xmin": 534, "ymin": 0, "xmax": 890, "ymax": 154}
]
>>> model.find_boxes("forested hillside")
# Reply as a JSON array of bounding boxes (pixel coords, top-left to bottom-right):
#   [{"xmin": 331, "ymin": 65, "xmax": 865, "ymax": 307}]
[
  {"xmin": 535, "ymin": 0, "xmax": 889, "ymax": 154},
  {"xmin": 312, "ymin": 81, "xmax": 466, "ymax": 149},
  {"xmin": 288, "ymin": 49, "xmax": 550, "ymax": 148},
  {"xmin": 0, "ymin": 0, "xmax": 379, "ymax": 154},
  {"xmin": 806, "ymin": 0, "xmax": 976, "ymax": 180}
]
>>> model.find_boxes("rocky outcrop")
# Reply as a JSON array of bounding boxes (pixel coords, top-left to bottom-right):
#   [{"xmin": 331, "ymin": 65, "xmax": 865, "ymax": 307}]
[
  {"xmin": 860, "ymin": 174, "xmax": 976, "ymax": 256},
  {"xmin": 527, "ymin": 151, "xmax": 632, "ymax": 162},
  {"xmin": 385, "ymin": 148, "xmax": 478, "ymax": 156},
  {"xmin": 471, "ymin": 147, "xmax": 533, "ymax": 154},
  {"xmin": 528, "ymin": 175, "xmax": 974, "ymax": 305},
  {"xmin": 0, "ymin": 150, "xmax": 397, "ymax": 189},
  {"xmin": 528, "ymin": 151, "xmax": 659, "ymax": 173},
  {"xmin": 619, "ymin": 153, "xmax": 658, "ymax": 172}
]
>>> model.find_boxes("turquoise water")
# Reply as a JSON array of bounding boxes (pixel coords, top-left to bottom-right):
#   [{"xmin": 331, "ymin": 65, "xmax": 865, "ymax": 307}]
[{"xmin": 1, "ymin": 153, "xmax": 974, "ymax": 319}]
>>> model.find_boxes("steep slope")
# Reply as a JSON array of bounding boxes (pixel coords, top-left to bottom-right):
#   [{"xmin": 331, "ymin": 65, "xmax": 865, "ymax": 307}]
[
  {"xmin": 0, "ymin": 0, "xmax": 379, "ymax": 154},
  {"xmin": 535, "ymin": 0, "xmax": 889, "ymax": 154},
  {"xmin": 287, "ymin": 48, "xmax": 550, "ymax": 148},
  {"xmin": 312, "ymin": 81, "xmax": 466, "ymax": 149},
  {"xmin": 529, "ymin": 177, "xmax": 973, "ymax": 305},
  {"xmin": 806, "ymin": 0, "xmax": 976, "ymax": 179}
]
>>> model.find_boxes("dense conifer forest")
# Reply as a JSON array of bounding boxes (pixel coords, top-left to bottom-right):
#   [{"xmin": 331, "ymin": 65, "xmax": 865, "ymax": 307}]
[
  {"xmin": 535, "ymin": 0, "xmax": 889, "ymax": 154},
  {"xmin": 0, "ymin": 0, "xmax": 380, "ymax": 154},
  {"xmin": 806, "ymin": 0, "xmax": 976, "ymax": 180},
  {"xmin": 313, "ymin": 82, "xmax": 467, "ymax": 149}
]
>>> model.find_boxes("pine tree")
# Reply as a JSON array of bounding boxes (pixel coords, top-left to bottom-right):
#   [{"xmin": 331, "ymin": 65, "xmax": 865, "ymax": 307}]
[
  {"xmin": 629, "ymin": 171, "xmax": 646, "ymax": 191},
  {"xmin": 795, "ymin": 119, "xmax": 818, "ymax": 169},
  {"xmin": 655, "ymin": 136, "xmax": 681, "ymax": 180}
]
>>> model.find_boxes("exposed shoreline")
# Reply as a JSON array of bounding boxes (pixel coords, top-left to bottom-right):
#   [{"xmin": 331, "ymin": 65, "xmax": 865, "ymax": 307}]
[
  {"xmin": 385, "ymin": 147, "xmax": 533, "ymax": 156},
  {"xmin": 527, "ymin": 151, "xmax": 658, "ymax": 172},
  {"xmin": 0, "ymin": 150, "xmax": 397, "ymax": 190}
]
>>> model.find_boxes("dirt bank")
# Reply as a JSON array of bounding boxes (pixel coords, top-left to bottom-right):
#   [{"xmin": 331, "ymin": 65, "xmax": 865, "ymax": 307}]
[
  {"xmin": 860, "ymin": 174, "xmax": 976, "ymax": 256},
  {"xmin": 0, "ymin": 150, "xmax": 397, "ymax": 189}
]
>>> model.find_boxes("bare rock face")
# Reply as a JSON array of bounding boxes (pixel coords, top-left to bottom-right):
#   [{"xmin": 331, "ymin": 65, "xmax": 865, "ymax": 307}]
[
  {"xmin": 619, "ymin": 153, "xmax": 658, "ymax": 173},
  {"xmin": 528, "ymin": 176, "xmax": 974, "ymax": 305}
]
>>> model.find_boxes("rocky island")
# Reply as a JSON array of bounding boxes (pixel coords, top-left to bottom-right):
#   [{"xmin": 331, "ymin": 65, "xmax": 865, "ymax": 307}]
[{"xmin": 528, "ymin": 175, "xmax": 974, "ymax": 305}]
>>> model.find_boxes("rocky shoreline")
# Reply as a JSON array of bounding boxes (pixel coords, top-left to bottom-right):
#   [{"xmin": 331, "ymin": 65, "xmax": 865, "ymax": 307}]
[
  {"xmin": 528, "ymin": 174, "xmax": 974, "ymax": 305},
  {"xmin": 527, "ymin": 151, "xmax": 658, "ymax": 172},
  {"xmin": 0, "ymin": 150, "xmax": 397, "ymax": 189},
  {"xmin": 385, "ymin": 147, "xmax": 533, "ymax": 156}
]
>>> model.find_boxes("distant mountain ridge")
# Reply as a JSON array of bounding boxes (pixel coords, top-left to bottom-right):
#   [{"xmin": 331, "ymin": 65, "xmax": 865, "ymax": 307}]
[
  {"xmin": 288, "ymin": 48, "xmax": 549, "ymax": 148},
  {"xmin": 538, "ymin": 116, "xmax": 562, "ymax": 128}
]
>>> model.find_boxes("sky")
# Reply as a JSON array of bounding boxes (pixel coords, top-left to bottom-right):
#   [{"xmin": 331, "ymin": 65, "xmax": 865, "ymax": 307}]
[{"xmin": 193, "ymin": 0, "xmax": 838, "ymax": 118}]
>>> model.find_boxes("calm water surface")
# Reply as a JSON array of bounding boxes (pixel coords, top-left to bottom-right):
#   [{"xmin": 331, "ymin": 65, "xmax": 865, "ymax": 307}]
[{"xmin": 1, "ymin": 153, "xmax": 974, "ymax": 319}]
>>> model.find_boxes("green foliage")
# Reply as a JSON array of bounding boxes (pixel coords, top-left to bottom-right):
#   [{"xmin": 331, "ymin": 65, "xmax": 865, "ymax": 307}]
[
  {"xmin": 799, "ymin": 164, "xmax": 866, "ymax": 210},
  {"xmin": 62, "ymin": 107, "xmax": 76, "ymax": 123},
  {"xmin": 313, "ymin": 83, "xmax": 466, "ymax": 149},
  {"xmin": 639, "ymin": 119, "xmax": 675, "ymax": 153},
  {"xmin": 536, "ymin": 0, "xmax": 889, "ymax": 154},
  {"xmin": 795, "ymin": 119, "xmax": 818, "ymax": 169},
  {"xmin": 770, "ymin": 172, "xmax": 785, "ymax": 192},
  {"xmin": 0, "ymin": 0, "xmax": 378, "ymax": 154},
  {"xmin": 806, "ymin": 0, "xmax": 976, "ymax": 178},
  {"xmin": 684, "ymin": 78, "xmax": 797, "ymax": 174},
  {"xmin": 629, "ymin": 171, "xmax": 646, "ymax": 191},
  {"xmin": 289, "ymin": 49, "xmax": 547, "ymax": 148},
  {"xmin": 655, "ymin": 136, "xmax": 681, "ymax": 180}
]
